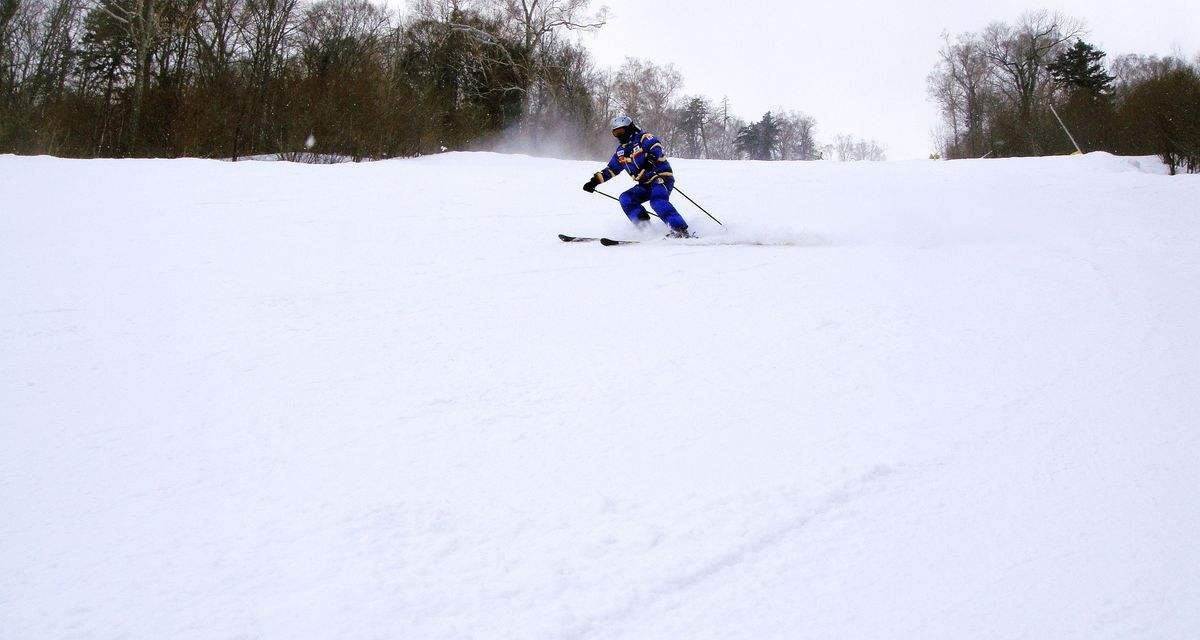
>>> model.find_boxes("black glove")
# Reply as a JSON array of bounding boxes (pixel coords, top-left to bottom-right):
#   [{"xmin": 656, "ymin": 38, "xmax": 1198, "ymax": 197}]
[{"xmin": 583, "ymin": 177, "xmax": 600, "ymax": 193}]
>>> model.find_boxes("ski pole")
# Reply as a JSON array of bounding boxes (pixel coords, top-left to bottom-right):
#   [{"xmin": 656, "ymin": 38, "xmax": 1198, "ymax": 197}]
[
  {"xmin": 590, "ymin": 189, "xmax": 663, "ymax": 220},
  {"xmin": 673, "ymin": 186, "xmax": 724, "ymax": 226},
  {"xmin": 591, "ymin": 189, "xmax": 620, "ymax": 203}
]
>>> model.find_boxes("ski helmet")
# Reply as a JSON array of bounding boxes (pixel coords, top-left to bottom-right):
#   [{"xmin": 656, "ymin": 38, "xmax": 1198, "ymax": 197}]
[{"xmin": 610, "ymin": 115, "xmax": 636, "ymax": 142}]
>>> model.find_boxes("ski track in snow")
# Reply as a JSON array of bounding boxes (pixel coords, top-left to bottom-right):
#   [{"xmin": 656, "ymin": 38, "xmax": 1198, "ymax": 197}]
[
  {"xmin": 2, "ymin": 151, "xmax": 1199, "ymax": 639},
  {"xmin": 561, "ymin": 464, "xmax": 901, "ymax": 639}
]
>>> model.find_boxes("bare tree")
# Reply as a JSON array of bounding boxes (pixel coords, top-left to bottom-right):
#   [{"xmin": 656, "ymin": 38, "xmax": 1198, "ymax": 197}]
[
  {"xmin": 704, "ymin": 95, "xmax": 743, "ymax": 160},
  {"xmin": 235, "ymin": 0, "xmax": 297, "ymax": 155},
  {"xmin": 29, "ymin": 0, "xmax": 79, "ymax": 103},
  {"xmin": 981, "ymin": 10, "xmax": 1082, "ymax": 154},
  {"xmin": 1111, "ymin": 53, "xmax": 1188, "ymax": 90},
  {"xmin": 300, "ymin": 0, "xmax": 387, "ymax": 43},
  {"xmin": 610, "ymin": 56, "xmax": 680, "ymax": 137},
  {"xmin": 191, "ymin": 0, "xmax": 246, "ymax": 82},
  {"xmin": 413, "ymin": 0, "xmax": 604, "ymax": 146},
  {"xmin": 832, "ymin": 134, "xmax": 853, "ymax": 161},
  {"xmin": 498, "ymin": 1, "xmax": 606, "ymax": 153},
  {"xmin": 928, "ymin": 30, "xmax": 992, "ymax": 157},
  {"xmin": 500, "ymin": 0, "xmax": 605, "ymax": 54},
  {"xmin": 776, "ymin": 110, "xmax": 818, "ymax": 160},
  {"xmin": 2, "ymin": 0, "xmax": 41, "ymax": 91},
  {"xmin": 93, "ymin": 0, "xmax": 169, "ymax": 148},
  {"xmin": 829, "ymin": 133, "xmax": 885, "ymax": 161}
]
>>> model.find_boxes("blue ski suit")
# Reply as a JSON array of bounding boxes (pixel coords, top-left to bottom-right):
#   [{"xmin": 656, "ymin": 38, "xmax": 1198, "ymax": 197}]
[{"xmin": 591, "ymin": 129, "xmax": 688, "ymax": 231}]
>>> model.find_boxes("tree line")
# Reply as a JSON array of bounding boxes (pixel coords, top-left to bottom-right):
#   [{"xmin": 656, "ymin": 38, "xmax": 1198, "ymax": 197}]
[
  {"xmin": 928, "ymin": 9, "xmax": 1200, "ymax": 174},
  {"xmin": 1, "ymin": 0, "xmax": 603, "ymax": 159},
  {"xmin": 1, "ymin": 0, "xmax": 887, "ymax": 161}
]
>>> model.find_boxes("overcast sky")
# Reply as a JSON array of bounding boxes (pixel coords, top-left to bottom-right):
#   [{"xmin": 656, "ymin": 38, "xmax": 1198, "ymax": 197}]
[{"xmin": 580, "ymin": 0, "xmax": 1200, "ymax": 159}]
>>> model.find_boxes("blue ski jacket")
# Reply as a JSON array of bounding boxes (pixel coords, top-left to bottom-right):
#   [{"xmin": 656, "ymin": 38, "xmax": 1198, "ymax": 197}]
[{"xmin": 592, "ymin": 128, "xmax": 674, "ymax": 186}]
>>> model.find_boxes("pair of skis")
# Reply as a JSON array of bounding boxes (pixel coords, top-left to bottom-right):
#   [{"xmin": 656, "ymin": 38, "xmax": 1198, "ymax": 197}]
[{"xmin": 558, "ymin": 234, "xmax": 639, "ymax": 246}]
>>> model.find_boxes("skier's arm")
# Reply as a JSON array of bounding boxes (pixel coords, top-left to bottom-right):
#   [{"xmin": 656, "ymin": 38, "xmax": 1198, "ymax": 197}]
[
  {"xmin": 594, "ymin": 152, "xmax": 622, "ymax": 183},
  {"xmin": 640, "ymin": 132, "xmax": 667, "ymax": 162},
  {"xmin": 584, "ymin": 153, "xmax": 622, "ymax": 192}
]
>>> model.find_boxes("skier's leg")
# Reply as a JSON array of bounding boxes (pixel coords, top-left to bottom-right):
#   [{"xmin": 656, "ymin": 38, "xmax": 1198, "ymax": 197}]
[
  {"xmin": 619, "ymin": 185, "xmax": 653, "ymax": 226},
  {"xmin": 648, "ymin": 179, "xmax": 689, "ymax": 232}
]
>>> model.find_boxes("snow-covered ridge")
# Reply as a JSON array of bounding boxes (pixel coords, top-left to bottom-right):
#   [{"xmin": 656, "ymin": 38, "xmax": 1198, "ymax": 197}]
[{"xmin": 2, "ymin": 152, "xmax": 1198, "ymax": 639}]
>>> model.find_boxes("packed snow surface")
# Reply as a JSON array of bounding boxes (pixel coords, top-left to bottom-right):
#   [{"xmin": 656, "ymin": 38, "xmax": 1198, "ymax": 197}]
[{"xmin": 2, "ymin": 151, "xmax": 1199, "ymax": 639}]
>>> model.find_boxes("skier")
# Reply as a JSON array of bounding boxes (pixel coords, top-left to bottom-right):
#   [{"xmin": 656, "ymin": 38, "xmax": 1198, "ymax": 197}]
[{"xmin": 583, "ymin": 115, "xmax": 691, "ymax": 237}]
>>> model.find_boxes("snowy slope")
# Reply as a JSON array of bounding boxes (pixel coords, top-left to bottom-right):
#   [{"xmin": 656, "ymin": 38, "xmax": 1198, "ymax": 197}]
[{"xmin": 2, "ymin": 151, "xmax": 1199, "ymax": 639}]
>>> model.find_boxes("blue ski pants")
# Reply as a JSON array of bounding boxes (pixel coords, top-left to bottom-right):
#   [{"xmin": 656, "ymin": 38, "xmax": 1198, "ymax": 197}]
[{"xmin": 619, "ymin": 178, "xmax": 688, "ymax": 231}]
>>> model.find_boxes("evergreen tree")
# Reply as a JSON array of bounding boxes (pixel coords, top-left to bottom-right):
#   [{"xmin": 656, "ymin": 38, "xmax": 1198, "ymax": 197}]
[
  {"xmin": 735, "ymin": 111, "xmax": 780, "ymax": 160},
  {"xmin": 759, "ymin": 111, "xmax": 780, "ymax": 158},
  {"xmin": 678, "ymin": 96, "xmax": 710, "ymax": 158},
  {"xmin": 734, "ymin": 122, "xmax": 759, "ymax": 159},
  {"xmin": 1046, "ymin": 40, "xmax": 1118, "ymax": 154},
  {"xmin": 1048, "ymin": 40, "xmax": 1115, "ymax": 95}
]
